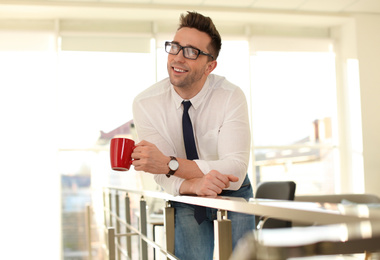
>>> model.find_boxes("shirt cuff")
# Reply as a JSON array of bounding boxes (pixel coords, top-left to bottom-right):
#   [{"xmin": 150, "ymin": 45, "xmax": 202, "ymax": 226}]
[
  {"xmin": 172, "ymin": 177, "xmax": 184, "ymax": 196},
  {"xmin": 173, "ymin": 161, "xmax": 207, "ymax": 196},
  {"xmin": 194, "ymin": 160, "xmax": 211, "ymax": 175}
]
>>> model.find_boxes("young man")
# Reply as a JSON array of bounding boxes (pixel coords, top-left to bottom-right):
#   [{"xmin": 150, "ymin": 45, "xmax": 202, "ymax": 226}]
[{"xmin": 132, "ymin": 11, "xmax": 254, "ymax": 260}]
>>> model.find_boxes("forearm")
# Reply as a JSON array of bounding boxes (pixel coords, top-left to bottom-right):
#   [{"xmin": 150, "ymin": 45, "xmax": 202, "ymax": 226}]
[
  {"xmin": 153, "ymin": 159, "xmax": 204, "ymax": 196},
  {"xmin": 132, "ymin": 141, "xmax": 203, "ymax": 179},
  {"xmin": 174, "ymin": 157, "xmax": 204, "ymax": 179}
]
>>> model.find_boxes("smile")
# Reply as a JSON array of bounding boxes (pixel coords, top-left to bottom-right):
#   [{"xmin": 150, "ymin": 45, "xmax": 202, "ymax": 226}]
[{"xmin": 173, "ymin": 67, "xmax": 188, "ymax": 73}]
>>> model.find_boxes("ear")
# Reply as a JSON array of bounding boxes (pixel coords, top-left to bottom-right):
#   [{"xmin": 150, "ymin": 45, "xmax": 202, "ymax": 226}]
[{"xmin": 205, "ymin": 60, "xmax": 217, "ymax": 76}]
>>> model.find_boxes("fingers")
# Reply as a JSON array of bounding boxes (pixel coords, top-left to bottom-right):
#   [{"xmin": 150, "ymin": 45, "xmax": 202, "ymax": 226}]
[
  {"xmin": 132, "ymin": 140, "xmax": 153, "ymax": 159},
  {"xmin": 196, "ymin": 171, "xmax": 240, "ymax": 196},
  {"xmin": 203, "ymin": 174, "xmax": 225, "ymax": 194},
  {"xmin": 130, "ymin": 140, "xmax": 168, "ymax": 174},
  {"xmin": 208, "ymin": 170, "xmax": 239, "ymax": 188},
  {"xmin": 227, "ymin": 174, "xmax": 239, "ymax": 183}
]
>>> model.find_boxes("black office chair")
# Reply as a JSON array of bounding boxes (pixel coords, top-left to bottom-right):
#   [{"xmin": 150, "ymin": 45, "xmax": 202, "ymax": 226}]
[{"xmin": 255, "ymin": 181, "xmax": 296, "ymax": 229}]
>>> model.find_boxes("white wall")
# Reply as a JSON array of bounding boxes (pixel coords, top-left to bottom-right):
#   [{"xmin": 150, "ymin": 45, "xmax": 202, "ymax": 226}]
[
  {"xmin": 0, "ymin": 32, "xmax": 61, "ymax": 260},
  {"xmin": 354, "ymin": 14, "xmax": 380, "ymax": 197},
  {"xmin": 332, "ymin": 14, "xmax": 380, "ymax": 197},
  {"xmin": 332, "ymin": 18, "xmax": 360, "ymax": 193}
]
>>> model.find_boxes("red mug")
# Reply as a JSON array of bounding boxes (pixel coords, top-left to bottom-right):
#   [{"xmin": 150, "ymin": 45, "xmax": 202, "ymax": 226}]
[{"xmin": 110, "ymin": 137, "xmax": 136, "ymax": 171}]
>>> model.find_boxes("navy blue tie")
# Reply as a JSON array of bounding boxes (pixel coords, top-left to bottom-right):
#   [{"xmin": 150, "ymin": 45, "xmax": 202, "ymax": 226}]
[
  {"xmin": 182, "ymin": 101, "xmax": 206, "ymax": 224},
  {"xmin": 182, "ymin": 101, "xmax": 199, "ymax": 160}
]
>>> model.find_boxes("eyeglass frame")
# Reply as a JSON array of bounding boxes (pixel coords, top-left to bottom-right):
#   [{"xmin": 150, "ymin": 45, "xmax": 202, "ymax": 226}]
[{"xmin": 165, "ymin": 41, "xmax": 215, "ymax": 61}]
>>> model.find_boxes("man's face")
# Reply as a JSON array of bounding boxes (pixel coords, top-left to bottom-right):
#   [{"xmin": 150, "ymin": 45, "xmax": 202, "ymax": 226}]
[{"xmin": 167, "ymin": 27, "xmax": 215, "ymax": 90}]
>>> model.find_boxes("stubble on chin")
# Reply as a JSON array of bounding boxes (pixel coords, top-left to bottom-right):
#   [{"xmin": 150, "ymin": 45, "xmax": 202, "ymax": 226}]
[
  {"xmin": 169, "ymin": 77, "xmax": 188, "ymax": 89},
  {"xmin": 168, "ymin": 68, "xmax": 188, "ymax": 88}
]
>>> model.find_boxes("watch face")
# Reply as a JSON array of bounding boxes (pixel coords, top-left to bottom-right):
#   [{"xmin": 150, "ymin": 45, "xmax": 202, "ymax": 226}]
[{"xmin": 169, "ymin": 159, "xmax": 179, "ymax": 171}]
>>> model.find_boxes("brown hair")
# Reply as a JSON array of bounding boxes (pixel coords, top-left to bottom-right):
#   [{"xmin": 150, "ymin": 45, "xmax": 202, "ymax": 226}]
[{"xmin": 178, "ymin": 11, "xmax": 222, "ymax": 60}]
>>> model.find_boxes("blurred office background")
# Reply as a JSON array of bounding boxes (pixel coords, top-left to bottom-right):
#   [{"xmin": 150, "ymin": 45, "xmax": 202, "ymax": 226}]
[{"xmin": 0, "ymin": 0, "xmax": 379, "ymax": 259}]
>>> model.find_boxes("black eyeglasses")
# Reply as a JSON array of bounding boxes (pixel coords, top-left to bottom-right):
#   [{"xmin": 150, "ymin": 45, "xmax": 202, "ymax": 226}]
[{"xmin": 165, "ymin": 41, "xmax": 214, "ymax": 60}]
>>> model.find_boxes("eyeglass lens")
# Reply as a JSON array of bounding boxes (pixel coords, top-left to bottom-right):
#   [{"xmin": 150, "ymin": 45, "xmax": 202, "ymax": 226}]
[{"xmin": 166, "ymin": 42, "xmax": 199, "ymax": 60}]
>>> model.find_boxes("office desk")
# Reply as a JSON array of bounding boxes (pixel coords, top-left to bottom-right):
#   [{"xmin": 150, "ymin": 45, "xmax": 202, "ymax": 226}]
[{"xmin": 231, "ymin": 219, "xmax": 380, "ymax": 260}]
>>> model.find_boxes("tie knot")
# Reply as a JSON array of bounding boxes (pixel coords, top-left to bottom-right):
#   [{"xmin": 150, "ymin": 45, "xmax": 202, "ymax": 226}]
[{"xmin": 182, "ymin": 101, "xmax": 192, "ymax": 112}]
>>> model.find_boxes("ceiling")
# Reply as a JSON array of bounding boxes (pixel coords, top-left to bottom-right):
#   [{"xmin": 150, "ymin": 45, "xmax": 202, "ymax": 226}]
[
  {"xmin": 0, "ymin": 0, "xmax": 379, "ymax": 27},
  {"xmin": 93, "ymin": 0, "xmax": 380, "ymax": 13}
]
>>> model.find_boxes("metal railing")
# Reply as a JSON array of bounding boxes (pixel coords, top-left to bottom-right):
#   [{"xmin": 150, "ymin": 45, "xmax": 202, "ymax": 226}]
[
  {"xmin": 85, "ymin": 187, "xmax": 238, "ymax": 260},
  {"xmin": 86, "ymin": 187, "xmax": 380, "ymax": 260}
]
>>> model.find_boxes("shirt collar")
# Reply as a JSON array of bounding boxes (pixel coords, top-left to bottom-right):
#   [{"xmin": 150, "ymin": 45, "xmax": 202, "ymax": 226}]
[{"xmin": 170, "ymin": 76, "xmax": 211, "ymax": 110}]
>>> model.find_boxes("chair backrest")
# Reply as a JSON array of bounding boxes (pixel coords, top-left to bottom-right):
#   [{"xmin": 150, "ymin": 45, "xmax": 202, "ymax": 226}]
[
  {"xmin": 255, "ymin": 181, "xmax": 296, "ymax": 200},
  {"xmin": 255, "ymin": 181, "xmax": 296, "ymax": 229}
]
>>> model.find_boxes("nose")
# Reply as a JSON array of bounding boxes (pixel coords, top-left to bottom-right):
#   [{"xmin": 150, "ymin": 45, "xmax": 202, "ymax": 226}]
[{"xmin": 172, "ymin": 49, "xmax": 186, "ymax": 62}]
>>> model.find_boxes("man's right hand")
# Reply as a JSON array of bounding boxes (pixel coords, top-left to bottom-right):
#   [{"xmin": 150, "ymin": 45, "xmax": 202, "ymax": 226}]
[
  {"xmin": 132, "ymin": 140, "xmax": 170, "ymax": 174},
  {"xmin": 180, "ymin": 170, "xmax": 239, "ymax": 197}
]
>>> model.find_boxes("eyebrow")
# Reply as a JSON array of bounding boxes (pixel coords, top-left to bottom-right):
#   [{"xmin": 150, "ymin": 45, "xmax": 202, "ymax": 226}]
[{"xmin": 172, "ymin": 41, "xmax": 199, "ymax": 49}]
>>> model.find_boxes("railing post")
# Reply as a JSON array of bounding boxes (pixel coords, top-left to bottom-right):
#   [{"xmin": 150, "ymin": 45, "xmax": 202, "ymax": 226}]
[
  {"xmin": 109, "ymin": 191, "xmax": 113, "ymax": 228},
  {"xmin": 140, "ymin": 196, "xmax": 148, "ymax": 260},
  {"xmin": 214, "ymin": 209, "xmax": 232, "ymax": 260},
  {"xmin": 108, "ymin": 227, "xmax": 116, "ymax": 260},
  {"xmin": 115, "ymin": 192, "xmax": 121, "ymax": 260},
  {"xmin": 103, "ymin": 189, "xmax": 109, "ymax": 255},
  {"xmin": 164, "ymin": 201, "xmax": 175, "ymax": 260},
  {"xmin": 85, "ymin": 204, "xmax": 93, "ymax": 260},
  {"xmin": 125, "ymin": 193, "xmax": 132, "ymax": 259}
]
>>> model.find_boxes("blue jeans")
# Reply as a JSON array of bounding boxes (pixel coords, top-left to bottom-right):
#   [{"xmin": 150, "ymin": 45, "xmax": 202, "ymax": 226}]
[{"xmin": 172, "ymin": 175, "xmax": 254, "ymax": 260}]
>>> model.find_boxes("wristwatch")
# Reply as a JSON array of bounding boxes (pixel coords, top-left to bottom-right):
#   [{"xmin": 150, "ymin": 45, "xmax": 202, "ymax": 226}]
[{"xmin": 166, "ymin": 156, "xmax": 179, "ymax": 178}]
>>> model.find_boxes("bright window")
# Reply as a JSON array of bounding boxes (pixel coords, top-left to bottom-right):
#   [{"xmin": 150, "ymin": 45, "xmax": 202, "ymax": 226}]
[
  {"xmin": 57, "ymin": 51, "xmax": 155, "ymax": 148},
  {"xmin": 250, "ymin": 51, "xmax": 337, "ymax": 146},
  {"xmin": 57, "ymin": 49, "xmax": 156, "ymax": 258},
  {"xmin": 250, "ymin": 51, "xmax": 338, "ymax": 194}
]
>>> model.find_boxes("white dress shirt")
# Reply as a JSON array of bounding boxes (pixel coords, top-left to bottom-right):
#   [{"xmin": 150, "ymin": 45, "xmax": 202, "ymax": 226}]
[{"xmin": 132, "ymin": 74, "xmax": 251, "ymax": 196}]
